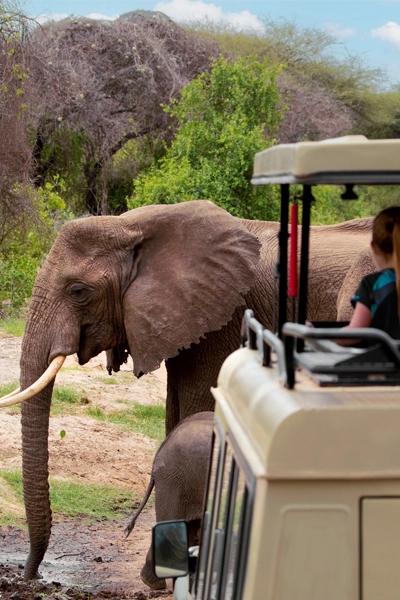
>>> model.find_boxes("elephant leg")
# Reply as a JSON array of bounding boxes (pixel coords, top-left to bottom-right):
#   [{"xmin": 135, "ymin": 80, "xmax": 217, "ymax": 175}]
[
  {"xmin": 165, "ymin": 375, "xmax": 180, "ymax": 436},
  {"xmin": 165, "ymin": 313, "xmax": 242, "ymax": 435},
  {"xmin": 140, "ymin": 543, "xmax": 167, "ymax": 590},
  {"xmin": 188, "ymin": 519, "xmax": 201, "ymax": 546},
  {"xmin": 165, "ymin": 347, "xmax": 217, "ymax": 435}
]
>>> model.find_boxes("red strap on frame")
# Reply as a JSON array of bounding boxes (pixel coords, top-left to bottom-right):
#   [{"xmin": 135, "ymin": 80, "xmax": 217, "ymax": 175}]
[{"xmin": 289, "ymin": 203, "xmax": 298, "ymax": 298}]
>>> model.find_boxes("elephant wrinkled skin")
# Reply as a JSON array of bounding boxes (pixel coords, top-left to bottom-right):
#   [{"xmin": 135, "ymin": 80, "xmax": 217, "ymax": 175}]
[
  {"xmin": 336, "ymin": 245, "xmax": 375, "ymax": 322},
  {"xmin": 125, "ymin": 411, "xmax": 214, "ymax": 590},
  {"xmin": 16, "ymin": 200, "xmax": 372, "ymax": 579}
]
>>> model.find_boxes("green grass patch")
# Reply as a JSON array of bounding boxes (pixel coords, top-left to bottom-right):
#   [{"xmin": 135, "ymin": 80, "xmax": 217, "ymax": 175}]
[
  {"xmin": 50, "ymin": 384, "xmax": 89, "ymax": 415},
  {"xmin": 101, "ymin": 376, "xmax": 118, "ymax": 385},
  {"xmin": 0, "ymin": 381, "xmax": 19, "ymax": 396},
  {"xmin": 86, "ymin": 403, "xmax": 166, "ymax": 442},
  {"xmin": 0, "ymin": 381, "xmax": 21, "ymax": 414},
  {"xmin": 0, "ymin": 318, "xmax": 25, "ymax": 337},
  {"xmin": 95, "ymin": 372, "xmax": 133, "ymax": 385},
  {"xmin": 1, "ymin": 470, "xmax": 138, "ymax": 520},
  {"xmin": 0, "ymin": 512, "xmax": 26, "ymax": 527},
  {"xmin": 0, "ymin": 474, "xmax": 25, "ymax": 527},
  {"xmin": 0, "ymin": 382, "xmax": 89, "ymax": 417}
]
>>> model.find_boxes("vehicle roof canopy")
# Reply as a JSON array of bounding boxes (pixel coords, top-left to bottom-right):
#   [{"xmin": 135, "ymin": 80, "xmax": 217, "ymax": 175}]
[
  {"xmin": 250, "ymin": 135, "xmax": 400, "ymax": 336},
  {"xmin": 252, "ymin": 135, "xmax": 400, "ymax": 185}
]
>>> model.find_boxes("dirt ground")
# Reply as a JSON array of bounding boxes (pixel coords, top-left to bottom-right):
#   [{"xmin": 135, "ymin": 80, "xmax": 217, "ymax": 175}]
[{"xmin": 0, "ymin": 332, "xmax": 174, "ymax": 599}]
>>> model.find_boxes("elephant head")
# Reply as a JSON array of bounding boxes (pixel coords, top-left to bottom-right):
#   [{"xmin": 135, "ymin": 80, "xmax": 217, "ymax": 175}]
[{"xmin": 3, "ymin": 200, "xmax": 260, "ymax": 579}]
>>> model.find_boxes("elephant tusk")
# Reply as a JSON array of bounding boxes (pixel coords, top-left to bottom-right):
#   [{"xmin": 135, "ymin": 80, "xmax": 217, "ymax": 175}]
[{"xmin": 0, "ymin": 356, "xmax": 66, "ymax": 407}]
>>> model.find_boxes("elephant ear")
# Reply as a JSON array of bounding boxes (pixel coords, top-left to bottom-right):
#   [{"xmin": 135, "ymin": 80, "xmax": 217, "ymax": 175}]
[{"xmin": 121, "ymin": 200, "xmax": 261, "ymax": 376}]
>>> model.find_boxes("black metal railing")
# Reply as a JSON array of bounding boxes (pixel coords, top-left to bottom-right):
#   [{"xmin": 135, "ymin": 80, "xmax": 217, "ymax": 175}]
[
  {"xmin": 240, "ymin": 310, "xmax": 400, "ymax": 389},
  {"xmin": 240, "ymin": 309, "xmax": 289, "ymax": 387}
]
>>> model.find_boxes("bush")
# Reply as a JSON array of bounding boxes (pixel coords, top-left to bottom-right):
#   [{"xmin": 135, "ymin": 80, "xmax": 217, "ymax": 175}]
[
  {"xmin": 0, "ymin": 178, "xmax": 74, "ymax": 317},
  {"xmin": 130, "ymin": 55, "xmax": 285, "ymax": 221},
  {"xmin": 310, "ymin": 184, "xmax": 400, "ymax": 225}
]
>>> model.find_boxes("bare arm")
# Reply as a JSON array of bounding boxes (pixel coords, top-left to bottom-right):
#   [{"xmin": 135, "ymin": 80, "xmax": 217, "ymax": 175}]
[
  {"xmin": 346, "ymin": 302, "xmax": 372, "ymax": 329},
  {"xmin": 334, "ymin": 302, "xmax": 372, "ymax": 346}
]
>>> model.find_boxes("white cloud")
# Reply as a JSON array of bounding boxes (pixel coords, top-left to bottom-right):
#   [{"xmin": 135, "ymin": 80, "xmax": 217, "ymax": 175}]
[
  {"xmin": 35, "ymin": 12, "xmax": 118, "ymax": 24},
  {"xmin": 371, "ymin": 21, "xmax": 400, "ymax": 53},
  {"xmin": 35, "ymin": 1, "xmax": 263, "ymax": 31},
  {"xmin": 35, "ymin": 13, "xmax": 69, "ymax": 24},
  {"xmin": 154, "ymin": 0, "xmax": 264, "ymax": 32},
  {"xmin": 324, "ymin": 22, "xmax": 357, "ymax": 41},
  {"xmin": 85, "ymin": 13, "xmax": 118, "ymax": 21}
]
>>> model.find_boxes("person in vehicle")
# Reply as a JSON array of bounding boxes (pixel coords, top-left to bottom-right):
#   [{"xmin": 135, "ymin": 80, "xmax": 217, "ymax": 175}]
[{"xmin": 346, "ymin": 206, "xmax": 400, "ymax": 339}]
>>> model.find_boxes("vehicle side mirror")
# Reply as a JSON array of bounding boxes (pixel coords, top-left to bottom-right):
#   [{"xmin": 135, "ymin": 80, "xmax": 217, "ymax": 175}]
[{"xmin": 153, "ymin": 520, "xmax": 189, "ymax": 579}]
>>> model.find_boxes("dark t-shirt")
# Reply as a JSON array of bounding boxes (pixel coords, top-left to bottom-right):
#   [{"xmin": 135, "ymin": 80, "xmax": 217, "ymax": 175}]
[{"xmin": 351, "ymin": 268, "xmax": 400, "ymax": 339}]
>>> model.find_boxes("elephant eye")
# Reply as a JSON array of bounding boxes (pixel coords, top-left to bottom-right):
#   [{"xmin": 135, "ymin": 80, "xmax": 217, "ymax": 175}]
[{"xmin": 69, "ymin": 284, "xmax": 91, "ymax": 302}]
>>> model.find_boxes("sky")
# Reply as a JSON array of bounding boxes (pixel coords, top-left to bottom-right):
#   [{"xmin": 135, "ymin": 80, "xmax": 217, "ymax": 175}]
[{"xmin": 22, "ymin": 0, "xmax": 400, "ymax": 87}]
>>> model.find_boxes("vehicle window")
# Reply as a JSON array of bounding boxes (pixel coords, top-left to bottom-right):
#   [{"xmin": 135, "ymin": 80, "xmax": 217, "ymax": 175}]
[
  {"xmin": 209, "ymin": 444, "xmax": 234, "ymax": 600},
  {"xmin": 221, "ymin": 468, "xmax": 248, "ymax": 600},
  {"xmin": 197, "ymin": 431, "xmax": 254, "ymax": 600},
  {"xmin": 196, "ymin": 427, "xmax": 223, "ymax": 599}
]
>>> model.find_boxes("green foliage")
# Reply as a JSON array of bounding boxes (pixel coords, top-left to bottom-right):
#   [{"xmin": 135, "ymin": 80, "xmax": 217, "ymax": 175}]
[
  {"xmin": 38, "ymin": 125, "xmax": 165, "ymax": 216},
  {"xmin": 310, "ymin": 185, "xmax": 400, "ymax": 225},
  {"xmin": 130, "ymin": 55, "xmax": 285, "ymax": 220},
  {"xmin": 0, "ymin": 251, "xmax": 41, "ymax": 316},
  {"xmin": 86, "ymin": 403, "xmax": 166, "ymax": 442},
  {"xmin": 1, "ymin": 470, "xmax": 137, "ymax": 520},
  {"xmin": 38, "ymin": 127, "xmax": 92, "ymax": 215},
  {"xmin": 187, "ymin": 19, "xmax": 400, "ymax": 139},
  {"xmin": 357, "ymin": 90, "xmax": 400, "ymax": 139},
  {"xmin": 105, "ymin": 135, "xmax": 166, "ymax": 214},
  {"xmin": 354, "ymin": 186, "xmax": 400, "ymax": 216},
  {"xmin": 0, "ymin": 178, "xmax": 74, "ymax": 317},
  {"xmin": 187, "ymin": 18, "xmax": 337, "ymax": 68},
  {"xmin": 310, "ymin": 186, "xmax": 363, "ymax": 224}
]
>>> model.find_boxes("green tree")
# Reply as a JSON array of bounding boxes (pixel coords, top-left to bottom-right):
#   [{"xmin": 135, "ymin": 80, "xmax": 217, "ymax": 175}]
[
  {"xmin": 310, "ymin": 184, "xmax": 400, "ymax": 226},
  {"xmin": 186, "ymin": 19, "xmax": 397, "ymax": 141},
  {"xmin": 130, "ymin": 55, "xmax": 285, "ymax": 220},
  {"xmin": 29, "ymin": 12, "xmax": 220, "ymax": 215},
  {"xmin": 0, "ymin": 178, "xmax": 72, "ymax": 316}
]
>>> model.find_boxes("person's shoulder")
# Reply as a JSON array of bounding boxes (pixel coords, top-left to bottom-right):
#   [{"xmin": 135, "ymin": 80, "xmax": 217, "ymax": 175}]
[
  {"xmin": 358, "ymin": 270, "xmax": 382, "ymax": 288},
  {"xmin": 372, "ymin": 268, "xmax": 396, "ymax": 290},
  {"xmin": 360, "ymin": 268, "xmax": 394, "ymax": 284}
]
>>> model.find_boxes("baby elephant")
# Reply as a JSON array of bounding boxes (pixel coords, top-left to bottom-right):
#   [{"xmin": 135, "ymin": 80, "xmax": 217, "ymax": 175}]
[{"xmin": 125, "ymin": 411, "xmax": 214, "ymax": 590}]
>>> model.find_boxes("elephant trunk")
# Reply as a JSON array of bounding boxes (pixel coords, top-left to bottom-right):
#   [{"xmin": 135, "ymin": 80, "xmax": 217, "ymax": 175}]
[
  {"xmin": 21, "ymin": 385, "xmax": 54, "ymax": 579},
  {"xmin": 20, "ymin": 320, "xmax": 56, "ymax": 579}
]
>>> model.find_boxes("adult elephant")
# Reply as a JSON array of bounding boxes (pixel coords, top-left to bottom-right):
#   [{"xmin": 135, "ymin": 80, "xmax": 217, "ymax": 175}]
[
  {"xmin": 0, "ymin": 200, "xmax": 372, "ymax": 580},
  {"xmin": 337, "ymin": 245, "xmax": 376, "ymax": 321}
]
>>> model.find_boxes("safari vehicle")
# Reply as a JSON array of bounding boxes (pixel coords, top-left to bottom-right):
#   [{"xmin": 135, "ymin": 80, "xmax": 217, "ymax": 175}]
[{"xmin": 153, "ymin": 136, "xmax": 400, "ymax": 600}]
